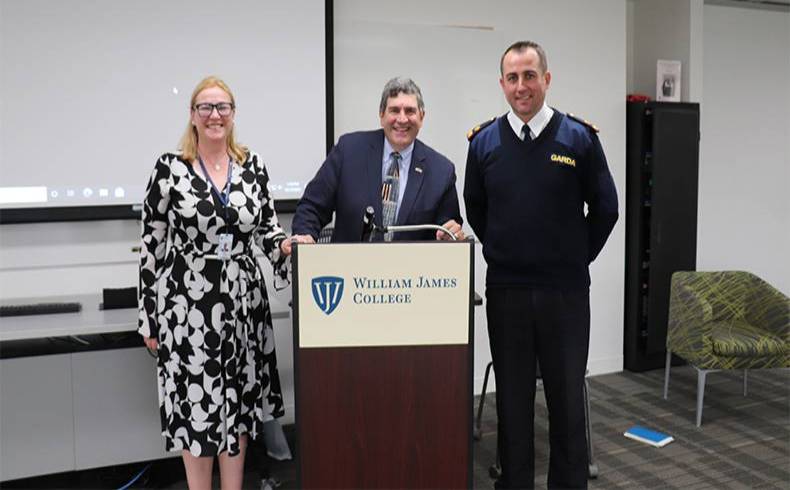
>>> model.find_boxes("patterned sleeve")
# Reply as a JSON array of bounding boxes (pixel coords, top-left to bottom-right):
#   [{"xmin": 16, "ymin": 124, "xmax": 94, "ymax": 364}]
[
  {"xmin": 251, "ymin": 152, "xmax": 289, "ymax": 290},
  {"xmin": 138, "ymin": 154, "xmax": 172, "ymax": 339}
]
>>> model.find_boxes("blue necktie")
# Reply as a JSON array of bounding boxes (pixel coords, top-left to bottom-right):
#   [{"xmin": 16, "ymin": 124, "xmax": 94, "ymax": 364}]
[{"xmin": 381, "ymin": 152, "xmax": 401, "ymax": 241}]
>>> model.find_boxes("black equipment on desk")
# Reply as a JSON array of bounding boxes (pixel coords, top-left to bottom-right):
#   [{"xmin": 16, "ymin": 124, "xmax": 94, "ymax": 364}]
[
  {"xmin": 0, "ymin": 302, "xmax": 82, "ymax": 317},
  {"xmin": 101, "ymin": 287, "xmax": 137, "ymax": 310}
]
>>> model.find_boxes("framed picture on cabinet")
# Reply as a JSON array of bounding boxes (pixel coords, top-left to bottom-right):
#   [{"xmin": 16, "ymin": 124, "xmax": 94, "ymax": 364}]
[{"xmin": 656, "ymin": 60, "xmax": 681, "ymax": 102}]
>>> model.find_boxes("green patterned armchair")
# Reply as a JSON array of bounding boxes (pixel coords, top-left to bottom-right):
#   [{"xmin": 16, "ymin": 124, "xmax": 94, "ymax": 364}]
[{"xmin": 662, "ymin": 271, "xmax": 790, "ymax": 426}]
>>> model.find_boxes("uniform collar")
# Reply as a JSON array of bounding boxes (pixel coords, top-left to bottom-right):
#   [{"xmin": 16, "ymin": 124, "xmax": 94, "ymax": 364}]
[{"xmin": 507, "ymin": 103, "xmax": 554, "ymax": 140}]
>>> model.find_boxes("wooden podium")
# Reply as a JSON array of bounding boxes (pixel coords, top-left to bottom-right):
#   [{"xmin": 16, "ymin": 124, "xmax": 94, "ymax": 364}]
[{"xmin": 292, "ymin": 241, "xmax": 474, "ymax": 489}]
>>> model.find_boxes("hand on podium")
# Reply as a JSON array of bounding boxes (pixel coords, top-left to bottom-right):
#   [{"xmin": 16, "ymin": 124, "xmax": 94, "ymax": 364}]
[
  {"xmin": 280, "ymin": 234, "xmax": 315, "ymax": 256},
  {"xmin": 437, "ymin": 219, "xmax": 464, "ymax": 241}
]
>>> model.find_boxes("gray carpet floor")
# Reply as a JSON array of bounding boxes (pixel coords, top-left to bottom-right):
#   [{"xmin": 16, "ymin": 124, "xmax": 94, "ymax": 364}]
[{"xmin": 473, "ymin": 365, "xmax": 790, "ymax": 489}]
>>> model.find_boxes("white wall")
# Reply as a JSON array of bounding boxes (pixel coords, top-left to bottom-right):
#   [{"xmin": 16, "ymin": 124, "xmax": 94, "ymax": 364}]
[
  {"xmin": 697, "ymin": 4, "xmax": 790, "ymax": 293},
  {"xmin": 627, "ymin": 1, "xmax": 789, "ymax": 299},
  {"xmin": 0, "ymin": 220, "xmax": 139, "ymax": 299},
  {"xmin": 6, "ymin": 1, "xmax": 786, "ymax": 405},
  {"xmin": 0, "ymin": 2, "xmax": 627, "ymax": 408},
  {"xmin": 334, "ymin": 0, "xmax": 628, "ymax": 387},
  {"xmin": 630, "ymin": 0, "xmax": 704, "ymax": 101}
]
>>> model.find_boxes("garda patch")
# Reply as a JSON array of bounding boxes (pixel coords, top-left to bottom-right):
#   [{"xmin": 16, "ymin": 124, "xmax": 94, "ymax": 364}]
[{"xmin": 551, "ymin": 153, "xmax": 576, "ymax": 167}]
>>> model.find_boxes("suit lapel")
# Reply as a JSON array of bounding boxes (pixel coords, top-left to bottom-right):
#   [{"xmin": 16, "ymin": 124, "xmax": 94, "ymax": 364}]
[
  {"xmin": 367, "ymin": 130, "xmax": 386, "ymax": 225},
  {"xmin": 396, "ymin": 140, "xmax": 425, "ymax": 225}
]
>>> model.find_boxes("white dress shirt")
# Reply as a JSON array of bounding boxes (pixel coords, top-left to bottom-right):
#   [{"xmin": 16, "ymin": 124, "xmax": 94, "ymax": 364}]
[{"xmin": 507, "ymin": 103, "xmax": 554, "ymax": 141}]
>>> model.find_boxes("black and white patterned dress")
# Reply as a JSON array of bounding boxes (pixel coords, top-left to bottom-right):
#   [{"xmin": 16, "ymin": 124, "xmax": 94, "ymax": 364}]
[{"xmin": 138, "ymin": 151, "xmax": 287, "ymax": 457}]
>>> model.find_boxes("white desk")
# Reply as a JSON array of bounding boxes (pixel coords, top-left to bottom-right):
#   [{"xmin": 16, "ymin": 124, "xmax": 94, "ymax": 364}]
[
  {"xmin": 0, "ymin": 294, "xmax": 290, "ymax": 342},
  {"xmin": 0, "ymin": 295, "xmax": 135, "ymax": 341},
  {"xmin": 0, "ymin": 295, "xmax": 290, "ymax": 481}
]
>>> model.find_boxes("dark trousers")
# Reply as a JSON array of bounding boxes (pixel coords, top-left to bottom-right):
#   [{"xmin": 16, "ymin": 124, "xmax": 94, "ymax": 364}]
[{"xmin": 486, "ymin": 287, "xmax": 590, "ymax": 489}]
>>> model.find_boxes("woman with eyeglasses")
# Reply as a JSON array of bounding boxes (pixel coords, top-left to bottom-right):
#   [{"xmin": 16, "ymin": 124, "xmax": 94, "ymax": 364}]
[{"xmin": 138, "ymin": 76, "xmax": 306, "ymax": 489}]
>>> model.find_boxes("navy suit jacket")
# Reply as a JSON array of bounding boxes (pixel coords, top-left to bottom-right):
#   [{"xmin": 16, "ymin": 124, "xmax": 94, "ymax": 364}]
[{"xmin": 292, "ymin": 130, "xmax": 462, "ymax": 242}]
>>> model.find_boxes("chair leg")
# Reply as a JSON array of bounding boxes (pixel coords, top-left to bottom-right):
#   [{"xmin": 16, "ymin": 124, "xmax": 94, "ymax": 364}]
[
  {"xmin": 743, "ymin": 369, "xmax": 748, "ymax": 396},
  {"xmin": 663, "ymin": 349, "xmax": 672, "ymax": 400},
  {"xmin": 474, "ymin": 361, "xmax": 494, "ymax": 440},
  {"xmin": 583, "ymin": 376, "xmax": 599, "ymax": 479},
  {"xmin": 696, "ymin": 368, "xmax": 708, "ymax": 427}
]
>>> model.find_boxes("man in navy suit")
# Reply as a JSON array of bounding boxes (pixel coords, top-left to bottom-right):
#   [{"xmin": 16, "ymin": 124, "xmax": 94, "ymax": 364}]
[{"xmin": 288, "ymin": 77, "xmax": 464, "ymax": 245}]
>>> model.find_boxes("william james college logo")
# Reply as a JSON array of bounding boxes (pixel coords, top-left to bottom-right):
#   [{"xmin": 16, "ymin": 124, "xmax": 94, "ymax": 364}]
[{"xmin": 311, "ymin": 276, "xmax": 344, "ymax": 315}]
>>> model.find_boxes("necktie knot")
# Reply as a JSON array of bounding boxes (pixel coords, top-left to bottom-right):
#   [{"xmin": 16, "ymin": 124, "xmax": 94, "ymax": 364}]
[
  {"xmin": 522, "ymin": 124, "xmax": 532, "ymax": 141},
  {"xmin": 388, "ymin": 152, "xmax": 401, "ymax": 177}
]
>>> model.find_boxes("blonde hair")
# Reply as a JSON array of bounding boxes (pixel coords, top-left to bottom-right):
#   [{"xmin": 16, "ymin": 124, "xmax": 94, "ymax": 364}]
[{"xmin": 178, "ymin": 76, "xmax": 248, "ymax": 164}]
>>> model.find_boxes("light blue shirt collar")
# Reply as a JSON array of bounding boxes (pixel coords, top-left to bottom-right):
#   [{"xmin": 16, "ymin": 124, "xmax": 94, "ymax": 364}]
[{"xmin": 382, "ymin": 138, "xmax": 414, "ymax": 217}]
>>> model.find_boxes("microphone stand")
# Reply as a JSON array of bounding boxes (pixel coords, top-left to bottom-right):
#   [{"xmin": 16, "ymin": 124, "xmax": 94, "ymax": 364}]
[
  {"xmin": 380, "ymin": 224, "xmax": 458, "ymax": 241},
  {"xmin": 360, "ymin": 206, "xmax": 459, "ymax": 242}
]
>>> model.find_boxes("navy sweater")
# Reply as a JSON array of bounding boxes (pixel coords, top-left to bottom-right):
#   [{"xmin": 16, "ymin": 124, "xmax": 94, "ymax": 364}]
[{"xmin": 463, "ymin": 111, "xmax": 618, "ymax": 290}]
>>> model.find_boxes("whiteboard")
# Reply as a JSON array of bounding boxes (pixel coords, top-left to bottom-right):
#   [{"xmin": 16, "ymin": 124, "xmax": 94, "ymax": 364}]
[{"xmin": 0, "ymin": 0, "xmax": 326, "ymax": 210}]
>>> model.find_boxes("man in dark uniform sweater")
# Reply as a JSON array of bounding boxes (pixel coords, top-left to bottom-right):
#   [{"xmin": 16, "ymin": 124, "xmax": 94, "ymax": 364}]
[{"xmin": 464, "ymin": 41, "xmax": 618, "ymax": 489}]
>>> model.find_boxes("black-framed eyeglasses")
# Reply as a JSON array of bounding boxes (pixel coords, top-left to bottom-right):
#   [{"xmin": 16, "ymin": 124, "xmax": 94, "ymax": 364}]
[{"xmin": 193, "ymin": 102, "xmax": 235, "ymax": 118}]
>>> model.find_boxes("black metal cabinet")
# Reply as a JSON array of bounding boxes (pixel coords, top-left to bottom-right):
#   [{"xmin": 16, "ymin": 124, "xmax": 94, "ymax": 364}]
[{"xmin": 624, "ymin": 101, "xmax": 700, "ymax": 372}]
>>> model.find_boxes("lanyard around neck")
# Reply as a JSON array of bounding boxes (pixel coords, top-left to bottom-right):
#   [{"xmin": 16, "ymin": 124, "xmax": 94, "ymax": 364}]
[{"xmin": 197, "ymin": 155, "xmax": 233, "ymax": 207}]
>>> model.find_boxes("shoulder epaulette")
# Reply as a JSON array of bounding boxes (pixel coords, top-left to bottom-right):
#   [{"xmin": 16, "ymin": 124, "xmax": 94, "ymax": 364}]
[
  {"xmin": 467, "ymin": 117, "xmax": 497, "ymax": 141},
  {"xmin": 566, "ymin": 113, "xmax": 600, "ymax": 133}
]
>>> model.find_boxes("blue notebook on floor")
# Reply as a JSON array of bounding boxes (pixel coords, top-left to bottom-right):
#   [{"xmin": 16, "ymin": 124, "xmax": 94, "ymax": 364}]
[{"xmin": 623, "ymin": 425, "xmax": 674, "ymax": 447}]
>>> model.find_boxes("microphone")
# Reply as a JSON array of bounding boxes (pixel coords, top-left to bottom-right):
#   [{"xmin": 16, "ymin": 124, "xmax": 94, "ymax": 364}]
[
  {"xmin": 361, "ymin": 205, "xmax": 458, "ymax": 242},
  {"xmin": 361, "ymin": 206, "xmax": 377, "ymax": 242}
]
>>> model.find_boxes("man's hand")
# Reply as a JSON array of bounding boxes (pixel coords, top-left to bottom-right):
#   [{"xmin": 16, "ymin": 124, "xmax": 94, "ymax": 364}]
[
  {"xmin": 437, "ymin": 220, "xmax": 465, "ymax": 241},
  {"xmin": 280, "ymin": 234, "xmax": 316, "ymax": 256}
]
